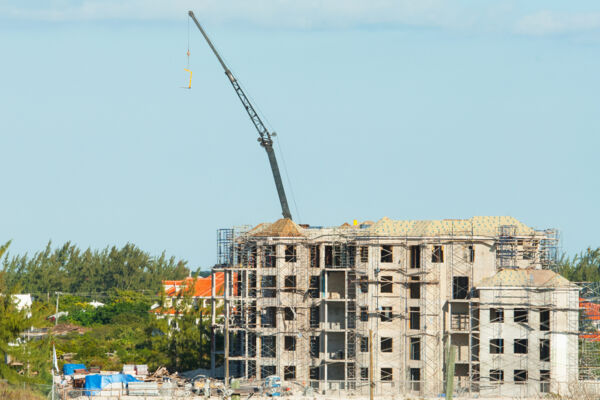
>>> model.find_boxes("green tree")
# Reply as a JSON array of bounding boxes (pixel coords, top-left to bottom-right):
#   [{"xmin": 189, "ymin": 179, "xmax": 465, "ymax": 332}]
[
  {"xmin": 0, "ymin": 241, "xmax": 51, "ymax": 384},
  {"xmin": 557, "ymin": 247, "xmax": 600, "ymax": 282},
  {"xmin": 2, "ymin": 242, "xmax": 189, "ymax": 294}
]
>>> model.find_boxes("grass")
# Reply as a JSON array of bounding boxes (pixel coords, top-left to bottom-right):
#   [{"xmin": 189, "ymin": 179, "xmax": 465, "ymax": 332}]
[{"xmin": 0, "ymin": 383, "xmax": 47, "ymax": 400}]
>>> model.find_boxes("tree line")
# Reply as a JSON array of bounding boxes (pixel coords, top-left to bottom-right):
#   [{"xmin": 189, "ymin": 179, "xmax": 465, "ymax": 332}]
[
  {"xmin": 558, "ymin": 247, "xmax": 600, "ymax": 282},
  {"xmin": 1, "ymin": 241, "xmax": 190, "ymax": 294}
]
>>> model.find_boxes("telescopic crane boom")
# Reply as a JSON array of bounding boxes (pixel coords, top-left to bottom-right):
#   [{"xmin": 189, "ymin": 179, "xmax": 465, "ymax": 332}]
[{"xmin": 188, "ymin": 11, "xmax": 292, "ymax": 220}]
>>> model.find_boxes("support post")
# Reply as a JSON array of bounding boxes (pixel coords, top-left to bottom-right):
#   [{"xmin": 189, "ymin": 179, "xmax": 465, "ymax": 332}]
[
  {"xmin": 369, "ymin": 329, "xmax": 374, "ymax": 400},
  {"xmin": 224, "ymin": 270, "xmax": 230, "ymax": 384},
  {"xmin": 54, "ymin": 292, "xmax": 60, "ymax": 326},
  {"xmin": 210, "ymin": 270, "xmax": 216, "ymax": 373},
  {"xmin": 445, "ymin": 342, "xmax": 456, "ymax": 400}
]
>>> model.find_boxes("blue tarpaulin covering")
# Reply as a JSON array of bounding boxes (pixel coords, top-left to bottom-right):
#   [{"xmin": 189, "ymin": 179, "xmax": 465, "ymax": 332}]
[
  {"xmin": 84, "ymin": 374, "xmax": 139, "ymax": 396},
  {"xmin": 63, "ymin": 363, "xmax": 86, "ymax": 375}
]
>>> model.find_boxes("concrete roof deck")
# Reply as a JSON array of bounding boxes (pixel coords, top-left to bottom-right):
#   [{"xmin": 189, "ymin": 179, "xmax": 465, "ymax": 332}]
[
  {"xmin": 476, "ymin": 268, "xmax": 577, "ymax": 289},
  {"xmin": 246, "ymin": 216, "xmax": 542, "ymax": 240}
]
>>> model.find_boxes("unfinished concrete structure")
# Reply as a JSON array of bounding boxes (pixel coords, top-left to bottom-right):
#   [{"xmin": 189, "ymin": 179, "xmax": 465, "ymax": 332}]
[{"xmin": 210, "ymin": 216, "xmax": 579, "ymax": 397}]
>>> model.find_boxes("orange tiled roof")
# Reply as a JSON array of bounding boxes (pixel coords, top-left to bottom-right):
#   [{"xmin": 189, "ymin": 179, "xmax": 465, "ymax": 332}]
[
  {"xmin": 581, "ymin": 298, "xmax": 600, "ymax": 321},
  {"xmin": 150, "ymin": 307, "xmax": 178, "ymax": 315},
  {"xmin": 161, "ymin": 272, "xmax": 235, "ymax": 298},
  {"xmin": 580, "ymin": 333, "xmax": 600, "ymax": 342}
]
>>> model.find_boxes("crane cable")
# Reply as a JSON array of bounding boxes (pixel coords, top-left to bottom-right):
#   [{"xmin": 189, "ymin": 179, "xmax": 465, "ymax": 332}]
[
  {"xmin": 187, "ymin": 16, "xmax": 190, "ymax": 68},
  {"xmin": 183, "ymin": 17, "xmax": 192, "ymax": 89},
  {"xmin": 275, "ymin": 136, "xmax": 302, "ymax": 222},
  {"xmin": 237, "ymin": 77, "xmax": 301, "ymax": 221}
]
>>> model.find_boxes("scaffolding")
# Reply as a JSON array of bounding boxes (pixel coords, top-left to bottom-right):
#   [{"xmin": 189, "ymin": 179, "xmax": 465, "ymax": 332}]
[{"xmin": 211, "ymin": 218, "xmax": 579, "ymax": 398}]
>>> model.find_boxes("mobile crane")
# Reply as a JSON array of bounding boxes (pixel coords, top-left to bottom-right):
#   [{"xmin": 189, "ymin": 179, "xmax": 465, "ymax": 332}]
[{"xmin": 188, "ymin": 11, "xmax": 293, "ymax": 220}]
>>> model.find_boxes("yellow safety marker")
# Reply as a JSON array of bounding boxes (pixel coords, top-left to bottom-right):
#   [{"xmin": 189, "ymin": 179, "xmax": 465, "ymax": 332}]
[{"xmin": 184, "ymin": 68, "xmax": 192, "ymax": 89}]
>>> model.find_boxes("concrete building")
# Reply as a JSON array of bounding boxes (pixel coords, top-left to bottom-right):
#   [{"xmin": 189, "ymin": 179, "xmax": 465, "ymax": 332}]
[
  {"xmin": 210, "ymin": 216, "xmax": 579, "ymax": 397},
  {"xmin": 476, "ymin": 269, "xmax": 579, "ymax": 397}
]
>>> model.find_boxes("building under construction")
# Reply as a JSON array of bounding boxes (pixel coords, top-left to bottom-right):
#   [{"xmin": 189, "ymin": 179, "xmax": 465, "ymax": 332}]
[{"xmin": 209, "ymin": 216, "xmax": 584, "ymax": 397}]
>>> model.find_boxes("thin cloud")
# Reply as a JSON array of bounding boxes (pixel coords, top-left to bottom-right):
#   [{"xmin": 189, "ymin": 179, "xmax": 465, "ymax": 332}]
[
  {"xmin": 2, "ymin": 0, "xmax": 600, "ymax": 37},
  {"xmin": 515, "ymin": 10, "xmax": 600, "ymax": 36}
]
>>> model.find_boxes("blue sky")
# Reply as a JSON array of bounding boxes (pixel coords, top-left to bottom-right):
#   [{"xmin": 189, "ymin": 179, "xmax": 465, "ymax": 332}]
[{"xmin": 1, "ymin": 1, "xmax": 599, "ymax": 270}]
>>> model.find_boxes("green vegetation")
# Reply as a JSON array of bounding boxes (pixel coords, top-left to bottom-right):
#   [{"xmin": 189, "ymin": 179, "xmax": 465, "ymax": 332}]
[
  {"xmin": 2, "ymin": 241, "xmax": 189, "ymax": 294},
  {"xmin": 0, "ymin": 383, "xmax": 46, "ymax": 400},
  {"xmin": 0, "ymin": 240, "xmax": 213, "ymax": 393},
  {"xmin": 558, "ymin": 247, "xmax": 600, "ymax": 282},
  {"xmin": 0, "ymin": 238, "xmax": 595, "ymax": 394},
  {"xmin": 54, "ymin": 291, "xmax": 212, "ymax": 373}
]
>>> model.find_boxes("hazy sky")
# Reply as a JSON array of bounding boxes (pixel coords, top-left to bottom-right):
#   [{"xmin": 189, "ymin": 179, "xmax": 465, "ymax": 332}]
[{"xmin": 1, "ymin": 1, "xmax": 599, "ymax": 270}]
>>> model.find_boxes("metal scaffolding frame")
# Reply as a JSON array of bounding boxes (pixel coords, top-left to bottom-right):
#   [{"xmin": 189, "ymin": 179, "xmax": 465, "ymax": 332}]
[{"xmin": 210, "ymin": 219, "xmax": 577, "ymax": 398}]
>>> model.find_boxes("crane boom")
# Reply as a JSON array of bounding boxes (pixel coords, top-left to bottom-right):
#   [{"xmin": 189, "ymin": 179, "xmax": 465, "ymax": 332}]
[{"xmin": 188, "ymin": 11, "xmax": 292, "ymax": 220}]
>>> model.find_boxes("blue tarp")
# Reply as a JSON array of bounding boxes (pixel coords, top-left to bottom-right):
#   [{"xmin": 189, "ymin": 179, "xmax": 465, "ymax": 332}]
[
  {"xmin": 63, "ymin": 363, "xmax": 86, "ymax": 375},
  {"xmin": 84, "ymin": 374, "xmax": 139, "ymax": 396}
]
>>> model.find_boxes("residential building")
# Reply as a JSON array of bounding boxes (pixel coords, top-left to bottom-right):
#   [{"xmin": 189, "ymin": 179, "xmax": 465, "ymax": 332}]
[{"xmin": 210, "ymin": 216, "xmax": 578, "ymax": 397}]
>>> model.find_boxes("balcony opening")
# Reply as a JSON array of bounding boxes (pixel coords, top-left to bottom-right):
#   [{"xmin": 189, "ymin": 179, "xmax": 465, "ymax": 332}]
[
  {"xmin": 360, "ymin": 368, "xmax": 368, "ymax": 381},
  {"xmin": 284, "ymin": 275, "xmax": 296, "ymax": 289},
  {"xmin": 310, "ymin": 245, "xmax": 321, "ymax": 268},
  {"xmin": 326, "ymin": 271, "xmax": 346, "ymax": 299},
  {"xmin": 360, "ymin": 246, "xmax": 369, "ymax": 263},
  {"xmin": 409, "ymin": 368, "xmax": 420, "ymax": 391},
  {"xmin": 359, "ymin": 275, "xmax": 368, "ymax": 293},
  {"xmin": 432, "ymin": 245, "xmax": 444, "ymax": 263},
  {"xmin": 381, "ymin": 367, "xmax": 393, "ymax": 382},
  {"xmin": 260, "ymin": 365, "xmax": 276, "ymax": 378},
  {"xmin": 514, "ymin": 308, "xmax": 528, "ymax": 323},
  {"xmin": 309, "ymin": 275, "xmax": 320, "ymax": 298},
  {"xmin": 261, "ymin": 275, "xmax": 276, "ymax": 298},
  {"xmin": 409, "ymin": 276, "xmax": 420, "ymax": 299},
  {"xmin": 410, "ymin": 337, "xmax": 421, "ymax": 360},
  {"xmin": 284, "ymin": 307, "xmax": 295, "ymax": 321},
  {"xmin": 326, "ymin": 332, "xmax": 345, "ymax": 360},
  {"xmin": 285, "ymin": 245, "xmax": 297, "ymax": 262},
  {"xmin": 540, "ymin": 370, "xmax": 550, "ymax": 393},
  {"xmin": 540, "ymin": 309, "xmax": 550, "ymax": 331},
  {"xmin": 380, "ymin": 276, "xmax": 393, "ymax": 293},
  {"xmin": 452, "ymin": 276, "xmax": 469, "ymax": 299},
  {"xmin": 490, "ymin": 308, "xmax": 504, "ymax": 323},
  {"xmin": 310, "ymin": 335, "xmax": 320, "ymax": 358},
  {"xmin": 284, "ymin": 336, "xmax": 296, "ymax": 351},
  {"xmin": 263, "ymin": 245, "xmax": 276, "ymax": 268},
  {"xmin": 380, "ymin": 306, "xmax": 392, "ymax": 322},
  {"xmin": 360, "ymin": 336, "xmax": 369, "ymax": 352},
  {"xmin": 261, "ymin": 307, "xmax": 277, "ymax": 328},
  {"xmin": 514, "ymin": 369, "xmax": 527, "ymax": 384},
  {"xmin": 380, "ymin": 245, "xmax": 393, "ymax": 263},
  {"xmin": 310, "ymin": 366, "xmax": 320, "ymax": 380},
  {"xmin": 490, "ymin": 369, "xmax": 504, "ymax": 384},
  {"xmin": 490, "ymin": 339, "xmax": 504, "ymax": 354},
  {"xmin": 514, "ymin": 339, "xmax": 528, "ymax": 354},
  {"xmin": 410, "ymin": 245, "xmax": 421, "ymax": 268},
  {"xmin": 381, "ymin": 337, "xmax": 393, "ymax": 353},
  {"xmin": 410, "ymin": 307, "xmax": 420, "ymax": 330},
  {"xmin": 310, "ymin": 305, "xmax": 320, "ymax": 328},
  {"xmin": 261, "ymin": 336, "xmax": 276, "ymax": 358},
  {"xmin": 540, "ymin": 339, "xmax": 550, "ymax": 361},
  {"xmin": 284, "ymin": 366, "xmax": 296, "ymax": 380},
  {"xmin": 360, "ymin": 306, "xmax": 368, "ymax": 322}
]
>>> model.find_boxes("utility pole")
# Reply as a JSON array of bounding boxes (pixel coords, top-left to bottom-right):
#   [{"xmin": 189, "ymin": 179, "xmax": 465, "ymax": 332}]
[
  {"xmin": 224, "ymin": 271, "xmax": 229, "ymax": 385},
  {"xmin": 445, "ymin": 342, "xmax": 456, "ymax": 400},
  {"xmin": 369, "ymin": 329, "xmax": 374, "ymax": 400},
  {"xmin": 54, "ymin": 292, "xmax": 61, "ymax": 326}
]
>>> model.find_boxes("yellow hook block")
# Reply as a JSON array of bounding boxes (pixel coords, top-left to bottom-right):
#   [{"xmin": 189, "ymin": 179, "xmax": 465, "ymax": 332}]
[{"xmin": 184, "ymin": 68, "xmax": 192, "ymax": 89}]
